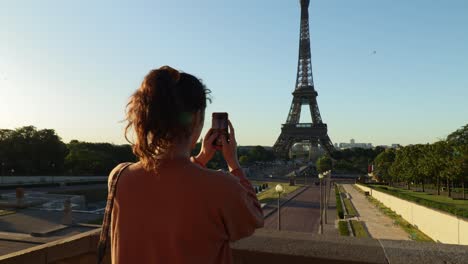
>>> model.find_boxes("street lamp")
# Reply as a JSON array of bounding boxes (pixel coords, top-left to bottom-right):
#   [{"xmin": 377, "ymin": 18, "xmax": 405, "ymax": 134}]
[
  {"xmin": 323, "ymin": 170, "xmax": 331, "ymax": 224},
  {"xmin": 318, "ymin": 172, "xmax": 324, "ymax": 234},
  {"xmin": 275, "ymin": 184, "xmax": 284, "ymax": 230}
]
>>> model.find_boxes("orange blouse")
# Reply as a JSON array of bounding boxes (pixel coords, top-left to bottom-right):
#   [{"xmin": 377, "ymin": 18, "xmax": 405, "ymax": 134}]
[{"xmin": 109, "ymin": 158, "xmax": 264, "ymax": 264}]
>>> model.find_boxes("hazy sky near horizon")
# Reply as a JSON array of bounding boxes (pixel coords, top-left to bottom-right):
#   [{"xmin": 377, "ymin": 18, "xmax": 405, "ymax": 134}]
[{"xmin": 1, "ymin": 0, "xmax": 467, "ymax": 146}]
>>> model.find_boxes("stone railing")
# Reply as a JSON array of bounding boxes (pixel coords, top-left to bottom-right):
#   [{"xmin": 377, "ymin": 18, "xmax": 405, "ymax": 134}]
[{"xmin": 1, "ymin": 228, "xmax": 467, "ymax": 264}]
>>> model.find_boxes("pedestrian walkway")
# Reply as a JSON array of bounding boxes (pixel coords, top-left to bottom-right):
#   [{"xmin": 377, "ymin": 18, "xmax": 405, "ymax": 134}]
[{"xmin": 342, "ymin": 184, "xmax": 410, "ymax": 241}]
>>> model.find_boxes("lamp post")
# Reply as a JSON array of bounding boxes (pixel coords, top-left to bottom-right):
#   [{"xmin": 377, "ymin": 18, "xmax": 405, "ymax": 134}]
[
  {"xmin": 318, "ymin": 172, "xmax": 324, "ymax": 234},
  {"xmin": 275, "ymin": 184, "xmax": 284, "ymax": 230},
  {"xmin": 323, "ymin": 170, "xmax": 331, "ymax": 224}
]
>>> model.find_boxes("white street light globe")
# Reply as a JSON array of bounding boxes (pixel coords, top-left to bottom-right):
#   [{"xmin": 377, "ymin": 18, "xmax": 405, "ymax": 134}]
[
  {"xmin": 275, "ymin": 184, "xmax": 284, "ymax": 193},
  {"xmin": 318, "ymin": 173, "xmax": 324, "ymax": 179}
]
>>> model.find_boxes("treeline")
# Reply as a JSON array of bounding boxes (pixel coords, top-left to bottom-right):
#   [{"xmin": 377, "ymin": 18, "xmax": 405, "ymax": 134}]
[
  {"xmin": 373, "ymin": 124, "xmax": 467, "ymax": 198},
  {"xmin": 331, "ymin": 147, "xmax": 385, "ymax": 174},
  {"xmin": 0, "ymin": 126, "xmax": 276, "ymax": 176},
  {"xmin": 0, "ymin": 126, "xmax": 136, "ymax": 176}
]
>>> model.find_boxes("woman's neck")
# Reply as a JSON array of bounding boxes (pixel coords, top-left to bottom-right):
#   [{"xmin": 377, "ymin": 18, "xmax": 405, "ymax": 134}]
[{"xmin": 157, "ymin": 141, "xmax": 191, "ymax": 160}]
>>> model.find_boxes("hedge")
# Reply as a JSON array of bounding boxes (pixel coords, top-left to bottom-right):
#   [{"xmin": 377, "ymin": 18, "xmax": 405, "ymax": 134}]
[{"xmin": 335, "ymin": 185, "xmax": 344, "ymax": 219}]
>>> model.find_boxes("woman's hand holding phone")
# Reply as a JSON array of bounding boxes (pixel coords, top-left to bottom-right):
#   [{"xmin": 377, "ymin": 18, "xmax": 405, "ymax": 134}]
[
  {"xmin": 221, "ymin": 120, "xmax": 241, "ymax": 172},
  {"xmin": 195, "ymin": 128, "xmax": 218, "ymax": 167},
  {"xmin": 195, "ymin": 118, "xmax": 240, "ymax": 171}
]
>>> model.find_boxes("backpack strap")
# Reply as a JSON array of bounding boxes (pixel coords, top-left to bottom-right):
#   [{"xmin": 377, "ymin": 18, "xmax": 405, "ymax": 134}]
[{"xmin": 97, "ymin": 162, "xmax": 133, "ymax": 264}]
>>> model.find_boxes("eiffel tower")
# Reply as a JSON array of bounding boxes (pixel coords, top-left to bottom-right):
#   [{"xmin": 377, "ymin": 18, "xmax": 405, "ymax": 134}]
[{"xmin": 273, "ymin": 0, "xmax": 334, "ymax": 158}]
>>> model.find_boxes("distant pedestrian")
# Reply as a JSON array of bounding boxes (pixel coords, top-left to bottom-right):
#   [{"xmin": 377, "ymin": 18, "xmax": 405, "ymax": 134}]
[{"xmin": 97, "ymin": 66, "xmax": 263, "ymax": 264}]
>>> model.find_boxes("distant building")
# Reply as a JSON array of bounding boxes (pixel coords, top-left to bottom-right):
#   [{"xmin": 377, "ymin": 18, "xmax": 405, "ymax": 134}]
[
  {"xmin": 338, "ymin": 139, "xmax": 373, "ymax": 149},
  {"xmin": 376, "ymin": 144, "xmax": 401, "ymax": 149}
]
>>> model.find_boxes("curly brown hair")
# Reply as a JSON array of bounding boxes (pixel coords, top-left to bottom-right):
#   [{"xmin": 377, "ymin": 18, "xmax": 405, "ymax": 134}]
[{"xmin": 125, "ymin": 66, "xmax": 211, "ymax": 171}]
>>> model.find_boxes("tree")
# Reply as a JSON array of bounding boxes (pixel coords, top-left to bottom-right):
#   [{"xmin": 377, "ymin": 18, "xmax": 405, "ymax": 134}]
[
  {"xmin": 316, "ymin": 155, "xmax": 332, "ymax": 173},
  {"xmin": 447, "ymin": 124, "xmax": 468, "ymax": 199},
  {"xmin": 430, "ymin": 141, "xmax": 452, "ymax": 195},
  {"xmin": 65, "ymin": 141, "xmax": 136, "ymax": 175},
  {"xmin": 0, "ymin": 126, "xmax": 67, "ymax": 175},
  {"xmin": 447, "ymin": 124, "xmax": 468, "ymax": 146},
  {"xmin": 373, "ymin": 149, "xmax": 395, "ymax": 184},
  {"xmin": 239, "ymin": 155, "xmax": 249, "ymax": 165}
]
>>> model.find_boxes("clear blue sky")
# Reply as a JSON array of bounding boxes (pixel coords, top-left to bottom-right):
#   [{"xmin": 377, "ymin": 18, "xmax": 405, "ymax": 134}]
[{"xmin": 1, "ymin": 0, "xmax": 467, "ymax": 146}]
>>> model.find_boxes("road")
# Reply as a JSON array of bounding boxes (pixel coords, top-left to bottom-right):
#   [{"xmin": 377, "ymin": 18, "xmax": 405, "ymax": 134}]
[{"xmin": 263, "ymin": 185, "xmax": 322, "ymax": 233}]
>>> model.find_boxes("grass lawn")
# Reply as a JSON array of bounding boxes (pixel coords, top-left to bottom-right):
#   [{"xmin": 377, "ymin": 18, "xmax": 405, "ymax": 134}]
[
  {"xmin": 87, "ymin": 216, "xmax": 103, "ymax": 225},
  {"xmin": 343, "ymin": 198, "xmax": 357, "ymax": 216},
  {"xmin": 350, "ymin": 220, "xmax": 369, "ymax": 238},
  {"xmin": 0, "ymin": 210, "xmax": 15, "ymax": 216},
  {"xmin": 252, "ymin": 181, "xmax": 302, "ymax": 204},
  {"xmin": 368, "ymin": 185, "xmax": 468, "ymax": 219},
  {"xmin": 338, "ymin": 221, "xmax": 350, "ymax": 236}
]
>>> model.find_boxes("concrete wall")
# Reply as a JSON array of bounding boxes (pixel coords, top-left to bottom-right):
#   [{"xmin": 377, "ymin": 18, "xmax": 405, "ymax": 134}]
[{"xmin": 356, "ymin": 184, "xmax": 468, "ymax": 245}]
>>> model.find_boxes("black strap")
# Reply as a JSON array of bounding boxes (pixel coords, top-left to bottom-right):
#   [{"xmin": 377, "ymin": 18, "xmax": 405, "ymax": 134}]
[{"xmin": 97, "ymin": 162, "xmax": 132, "ymax": 264}]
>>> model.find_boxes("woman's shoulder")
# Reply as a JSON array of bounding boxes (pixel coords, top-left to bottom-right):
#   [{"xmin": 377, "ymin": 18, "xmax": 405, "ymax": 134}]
[{"xmin": 107, "ymin": 162, "xmax": 134, "ymax": 189}]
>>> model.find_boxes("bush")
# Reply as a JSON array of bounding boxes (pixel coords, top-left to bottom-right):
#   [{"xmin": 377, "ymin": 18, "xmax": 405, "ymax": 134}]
[
  {"xmin": 335, "ymin": 186, "xmax": 344, "ymax": 219},
  {"xmin": 338, "ymin": 221, "xmax": 349, "ymax": 236}
]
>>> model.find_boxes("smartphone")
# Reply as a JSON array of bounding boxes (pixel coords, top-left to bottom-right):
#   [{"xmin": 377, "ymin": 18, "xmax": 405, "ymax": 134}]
[{"xmin": 212, "ymin": 112, "xmax": 228, "ymax": 148}]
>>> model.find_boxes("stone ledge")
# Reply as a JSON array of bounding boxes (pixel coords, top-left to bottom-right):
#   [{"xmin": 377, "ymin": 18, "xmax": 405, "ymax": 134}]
[
  {"xmin": 1, "ymin": 228, "xmax": 468, "ymax": 264},
  {"xmin": 232, "ymin": 229, "xmax": 387, "ymax": 263}
]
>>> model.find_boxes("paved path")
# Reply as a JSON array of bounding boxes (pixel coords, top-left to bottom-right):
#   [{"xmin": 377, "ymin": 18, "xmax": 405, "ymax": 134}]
[
  {"xmin": 263, "ymin": 185, "xmax": 337, "ymax": 235},
  {"xmin": 342, "ymin": 184, "xmax": 410, "ymax": 241}
]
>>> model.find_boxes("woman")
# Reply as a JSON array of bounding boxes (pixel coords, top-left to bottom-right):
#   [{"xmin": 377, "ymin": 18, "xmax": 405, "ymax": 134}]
[{"xmin": 98, "ymin": 66, "xmax": 264, "ymax": 264}]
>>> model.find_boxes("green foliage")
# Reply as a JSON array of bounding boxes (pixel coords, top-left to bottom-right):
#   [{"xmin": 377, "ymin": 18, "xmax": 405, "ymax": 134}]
[
  {"xmin": 350, "ymin": 220, "xmax": 369, "ymax": 238},
  {"xmin": 331, "ymin": 147, "xmax": 384, "ymax": 174},
  {"xmin": 238, "ymin": 146, "xmax": 275, "ymax": 166},
  {"xmin": 369, "ymin": 185, "xmax": 468, "ymax": 219},
  {"xmin": 372, "ymin": 124, "xmax": 467, "ymax": 198},
  {"xmin": 338, "ymin": 221, "xmax": 350, "ymax": 236},
  {"xmin": 447, "ymin": 124, "xmax": 468, "ymax": 146},
  {"xmin": 254, "ymin": 181, "xmax": 301, "ymax": 205},
  {"xmin": 335, "ymin": 185, "xmax": 344, "ymax": 219},
  {"xmin": 239, "ymin": 155, "xmax": 249, "ymax": 165},
  {"xmin": 87, "ymin": 216, "xmax": 104, "ymax": 225},
  {"xmin": 65, "ymin": 140, "xmax": 136, "ymax": 175},
  {"xmin": 343, "ymin": 197, "xmax": 357, "ymax": 216},
  {"xmin": 0, "ymin": 210, "xmax": 15, "ymax": 216},
  {"xmin": 316, "ymin": 155, "xmax": 332, "ymax": 173},
  {"xmin": 0, "ymin": 126, "xmax": 68, "ymax": 175},
  {"xmin": 373, "ymin": 149, "xmax": 395, "ymax": 183}
]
